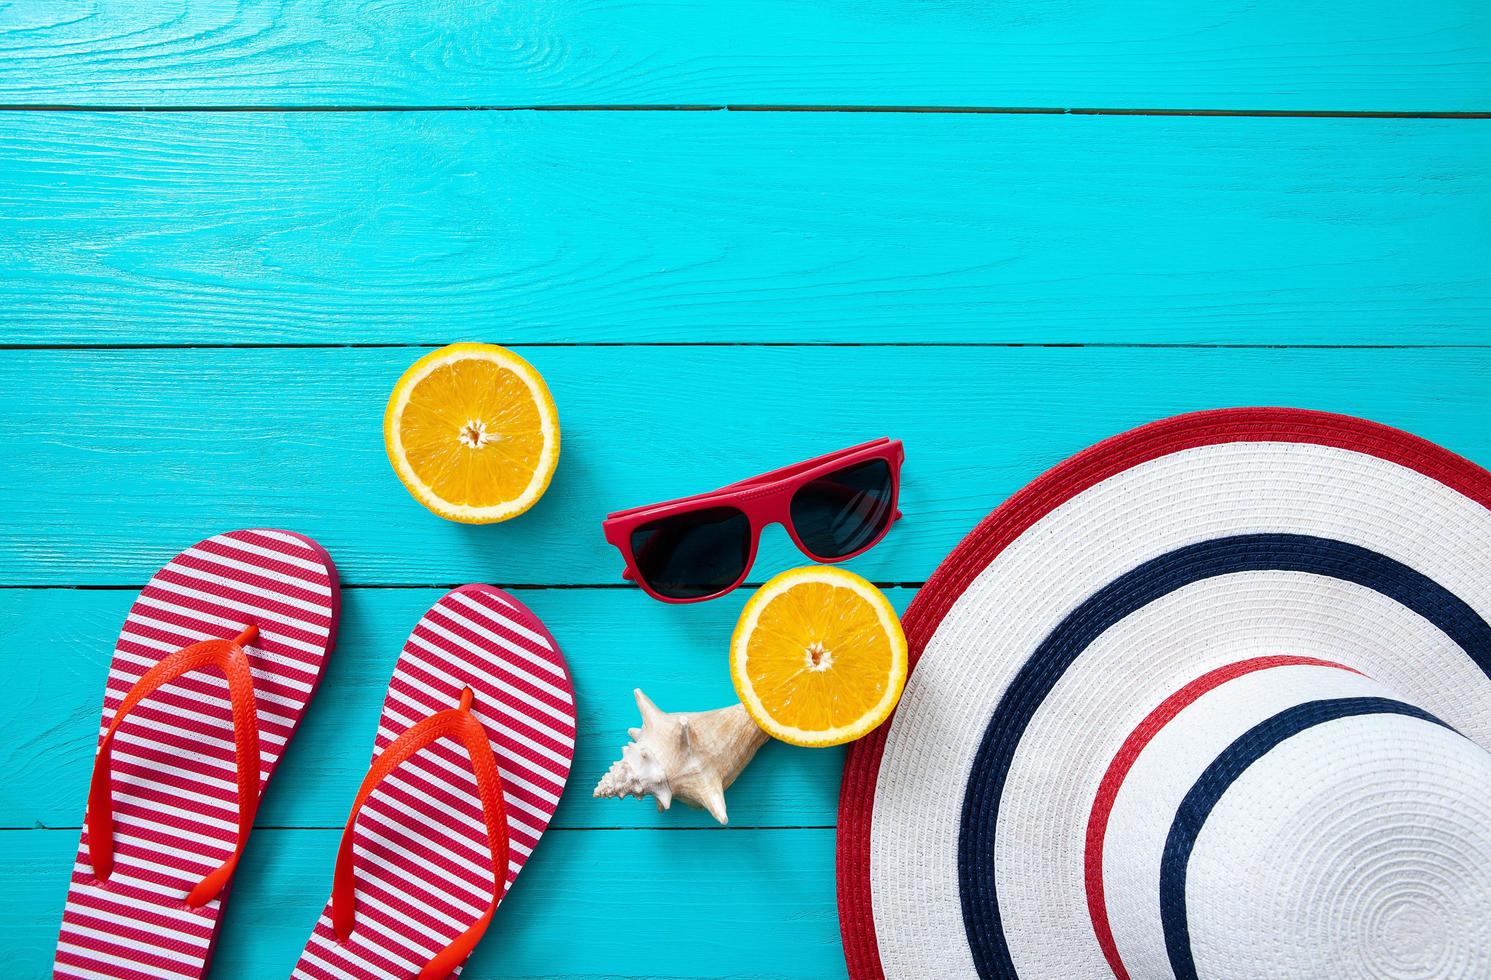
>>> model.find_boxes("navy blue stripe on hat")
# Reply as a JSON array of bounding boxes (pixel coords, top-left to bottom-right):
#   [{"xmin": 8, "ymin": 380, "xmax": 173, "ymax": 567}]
[
  {"xmin": 1159, "ymin": 697, "xmax": 1456, "ymax": 980},
  {"xmin": 957, "ymin": 534, "xmax": 1491, "ymax": 980}
]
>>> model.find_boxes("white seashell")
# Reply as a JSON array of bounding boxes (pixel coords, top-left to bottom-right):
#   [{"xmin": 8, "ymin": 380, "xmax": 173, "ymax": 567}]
[{"xmin": 593, "ymin": 688, "xmax": 769, "ymax": 824}]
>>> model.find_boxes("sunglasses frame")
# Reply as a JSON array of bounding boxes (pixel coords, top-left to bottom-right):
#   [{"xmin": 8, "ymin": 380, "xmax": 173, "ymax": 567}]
[{"xmin": 602, "ymin": 438, "xmax": 904, "ymax": 603}]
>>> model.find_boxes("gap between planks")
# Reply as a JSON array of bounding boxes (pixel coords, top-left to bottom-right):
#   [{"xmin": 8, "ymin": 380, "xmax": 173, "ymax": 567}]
[
  {"xmin": 5, "ymin": 343, "xmax": 1489, "ymax": 352},
  {"xmin": 0, "ymin": 104, "xmax": 1487, "ymax": 118}
]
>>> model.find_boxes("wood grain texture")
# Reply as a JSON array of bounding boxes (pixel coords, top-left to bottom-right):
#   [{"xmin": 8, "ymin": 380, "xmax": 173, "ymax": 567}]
[
  {"xmin": 0, "ymin": 586, "xmax": 883, "ymax": 830},
  {"xmin": 1, "ymin": 346, "xmax": 1487, "ymax": 587},
  {"xmin": 1, "ymin": 826, "xmax": 845, "ymax": 978},
  {"xmin": 3, "ymin": 111, "xmax": 1489, "ymax": 346},
  {"xmin": 3, "ymin": 7, "xmax": 1488, "ymax": 973},
  {"xmin": 0, "ymin": 0, "xmax": 1487, "ymax": 110}
]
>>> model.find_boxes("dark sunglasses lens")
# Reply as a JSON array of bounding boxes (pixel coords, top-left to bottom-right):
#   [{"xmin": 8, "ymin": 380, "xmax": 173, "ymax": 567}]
[
  {"xmin": 630, "ymin": 506, "xmax": 752, "ymax": 599},
  {"xmin": 790, "ymin": 458, "xmax": 895, "ymax": 559}
]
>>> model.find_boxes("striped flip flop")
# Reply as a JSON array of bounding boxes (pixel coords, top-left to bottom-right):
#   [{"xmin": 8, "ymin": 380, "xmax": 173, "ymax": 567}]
[
  {"xmin": 54, "ymin": 529, "xmax": 340, "ymax": 980},
  {"xmin": 293, "ymin": 584, "xmax": 577, "ymax": 980}
]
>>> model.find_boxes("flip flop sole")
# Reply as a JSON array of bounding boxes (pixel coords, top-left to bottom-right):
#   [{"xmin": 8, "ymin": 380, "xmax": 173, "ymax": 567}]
[
  {"xmin": 293, "ymin": 585, "xmax": 577, "ymax": 980},
  {"xmin": 55, "ymin": 529, "xmax": 340, "ymax": 980}
]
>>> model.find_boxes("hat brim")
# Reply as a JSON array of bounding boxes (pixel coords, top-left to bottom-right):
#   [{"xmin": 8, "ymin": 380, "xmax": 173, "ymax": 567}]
[{"xmin": 837, "ymin": 408, "xmax": 1491, "ymax": 979}]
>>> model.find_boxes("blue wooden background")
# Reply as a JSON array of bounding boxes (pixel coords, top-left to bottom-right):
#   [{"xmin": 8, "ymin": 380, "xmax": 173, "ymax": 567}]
[{"xmin": 1, "ymin": 2, "xmax": 1488, "ymax": 977}]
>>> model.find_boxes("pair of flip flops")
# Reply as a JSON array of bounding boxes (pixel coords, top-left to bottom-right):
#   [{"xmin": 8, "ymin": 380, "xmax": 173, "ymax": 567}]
[{"xmin": 53, "ymin": 529, "xmax": 578, "ymax": 980}]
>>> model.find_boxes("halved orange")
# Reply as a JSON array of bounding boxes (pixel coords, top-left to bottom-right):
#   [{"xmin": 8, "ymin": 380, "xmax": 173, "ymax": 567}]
[
  {"xmin": 384, "ymin": 343, "xmax": 559, "ymax": 523},
  {"xmin": 730, "ymin": 566, "xmax": 907, "ymax": 747}
]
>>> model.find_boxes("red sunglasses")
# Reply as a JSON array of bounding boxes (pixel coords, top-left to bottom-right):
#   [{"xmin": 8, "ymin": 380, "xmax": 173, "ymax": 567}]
[{"xmin": 603, "ymin": 438, "xmax": 904, "ymax": 603}]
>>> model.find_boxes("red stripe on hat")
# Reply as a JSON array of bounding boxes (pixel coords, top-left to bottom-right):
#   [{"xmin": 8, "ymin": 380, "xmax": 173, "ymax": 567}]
[
  {"xmin": 837, "ymin": 408, "xmax": 1491, "ymax": 980},
  {"xmin": 1082, "ymin": 655, "xmax": 1360, "ymax": 980}
]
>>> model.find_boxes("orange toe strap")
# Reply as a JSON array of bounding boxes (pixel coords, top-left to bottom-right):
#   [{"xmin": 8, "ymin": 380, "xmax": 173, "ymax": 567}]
[
  {"xmin": 331, "ymin": 686, "xmax": 510, "ymax": 980},
  {"xmin": 87, "ymin": 625, "xmax": 262, "ymax": 908}
]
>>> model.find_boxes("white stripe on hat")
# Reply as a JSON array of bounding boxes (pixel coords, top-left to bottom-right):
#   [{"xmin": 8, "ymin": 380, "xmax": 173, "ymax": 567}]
[
  {"xmin": 1183, "ymin": 715, "xmax": 1491, "ymax": 978},
  {"xmin": 993, "ymin": 572, "xmax": 1491, "ymax": 978},
  {"xmin": 1101, "ymin": 665, "xmax": 1397, "ymax": 979},
  {"xmin": 869, "ymin": 439, "xmax": 1491, "ymax": 980}
]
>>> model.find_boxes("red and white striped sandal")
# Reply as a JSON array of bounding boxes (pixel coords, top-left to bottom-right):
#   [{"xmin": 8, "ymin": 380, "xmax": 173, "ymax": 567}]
[
  {"xmin": 292, "ymin": 584, "xmax": 577, "ymax": 980},
  {"xmin": 54, "ymin": 529, "xmax": 341, "ymax": 980}
]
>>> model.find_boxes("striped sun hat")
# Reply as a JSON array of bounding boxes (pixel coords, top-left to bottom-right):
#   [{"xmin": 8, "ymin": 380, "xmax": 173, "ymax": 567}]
[{"xmin": 837, "ymin": 408, "xmax": 1491, "ymax": 980}]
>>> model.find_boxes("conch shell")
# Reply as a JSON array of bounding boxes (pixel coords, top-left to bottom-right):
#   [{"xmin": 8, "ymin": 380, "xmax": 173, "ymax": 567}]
[{"xmin": 593, "ymin": 689, "xmax": 769, "ymax": 824}]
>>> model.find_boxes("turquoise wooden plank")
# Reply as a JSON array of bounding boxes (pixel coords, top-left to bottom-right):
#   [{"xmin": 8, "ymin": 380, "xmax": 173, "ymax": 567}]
[
  {"xmin": 2, "ymin": 112, "xmax": 1488, "ymax": 346},
  {"xmin": 0, "ymin": 586, "xmax": 895, "ymax": 829},
  {"xmin": 1, "ymin": 346, "xmax": 1487, "ymax": 587},
  {"xmin": 0, "ymin": 0, "xmax": 1486, "ymax": 110},
  {"xmin": 1, "ymin": 826, "xmax": 844, "ymax": 978}
]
